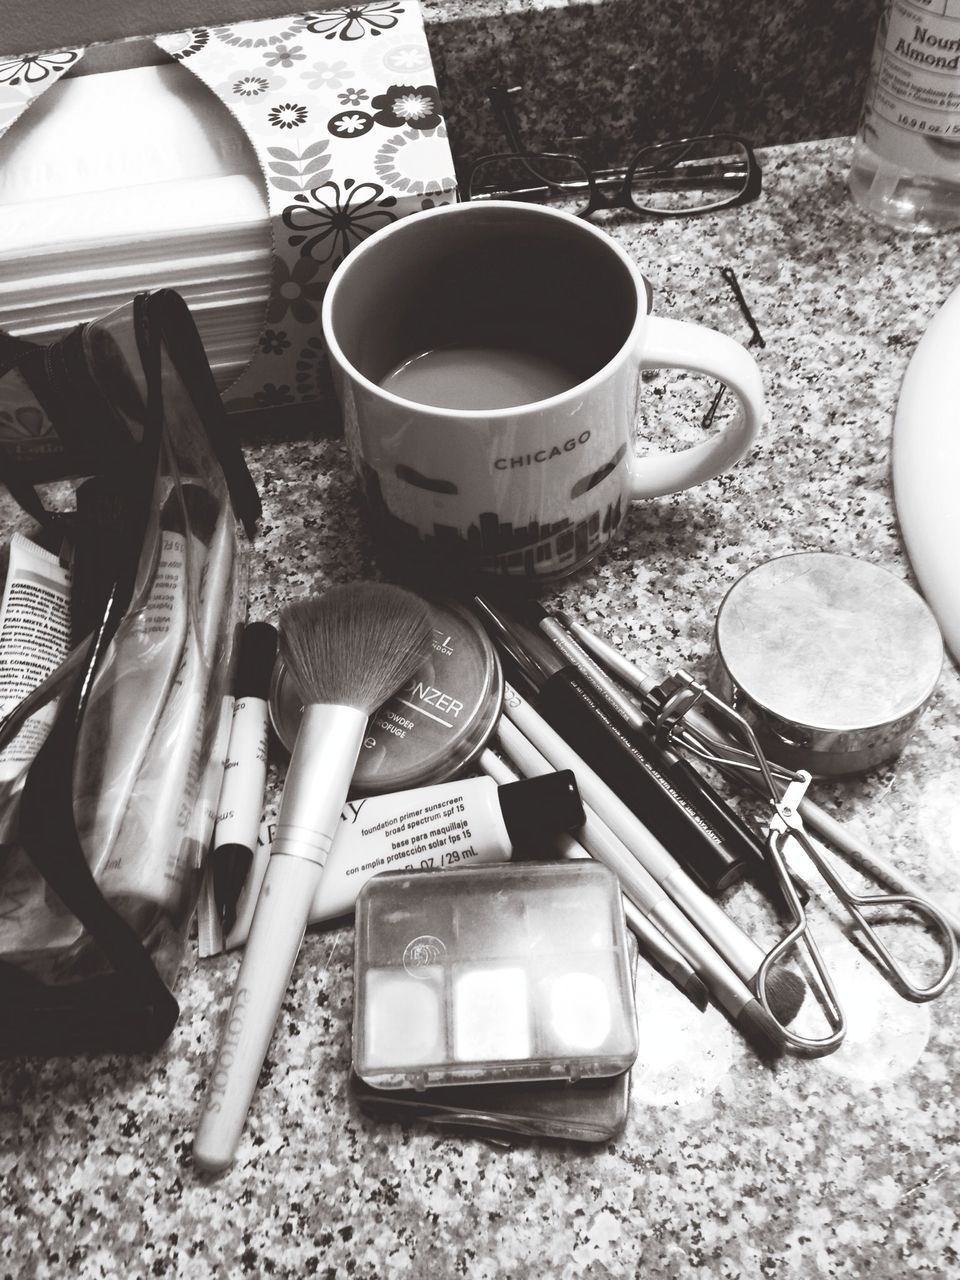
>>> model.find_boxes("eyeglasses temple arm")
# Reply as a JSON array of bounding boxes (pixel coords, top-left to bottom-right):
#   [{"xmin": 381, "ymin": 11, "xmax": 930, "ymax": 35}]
[{"xmin": 485, "ymin": 84, "xmax": 529, "ymax": 154}]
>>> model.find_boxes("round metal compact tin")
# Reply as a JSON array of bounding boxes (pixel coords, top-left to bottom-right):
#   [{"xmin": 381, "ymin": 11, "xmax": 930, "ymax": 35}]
[
  {"xmin": 270, "ymin": 597, "xmax": 503, "ymax": 794},
  {"xmin": 710, "ymin": 552, "xmax": 943, "ymax": 776}
]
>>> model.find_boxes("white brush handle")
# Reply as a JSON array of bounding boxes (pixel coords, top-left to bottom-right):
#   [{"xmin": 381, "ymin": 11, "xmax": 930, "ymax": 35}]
[
  {"xmin": 192, "ymin": 853, "xmax": 322, "ymax": 1172},
  {"xmin": 501, "ymin": 685, "xmax": 766, "ymax": 983},
  {"xmin": 272, "ymin": 704, "xmax": 369, "ymax": 861},
  {"xmin": 494, "ymin": 717, "xmax": 755, "ymax": 1017},
  {"xmin": 478, "ymin": 746, "xmax": 699, "ymax": 994},
  {"xmin": 193, "ymin": 703, "xmax": 367, "ymax": 1173}
]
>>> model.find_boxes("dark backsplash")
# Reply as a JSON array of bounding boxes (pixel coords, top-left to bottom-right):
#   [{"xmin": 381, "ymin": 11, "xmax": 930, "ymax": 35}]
[
  {"xmin": 0, "ymin": 0, "xmax": 880, "ymax": 168},
  {"xmin": 425, "ymin": 0, "xmax": 880, "ymax": 171}
]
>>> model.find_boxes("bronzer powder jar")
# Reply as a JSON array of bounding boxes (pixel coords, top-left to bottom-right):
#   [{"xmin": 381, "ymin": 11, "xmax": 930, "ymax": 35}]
[{"xmin": 269, "ymin": 596, "xmax": 503, "ymax": 794}]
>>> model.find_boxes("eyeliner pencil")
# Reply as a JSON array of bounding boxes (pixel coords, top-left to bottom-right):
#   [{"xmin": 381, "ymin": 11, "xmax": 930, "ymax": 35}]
[
  {"xmin": 478, "ymin": 746, "xmax": 709, "ymax": 1010},
  {"xmin": 473, "ymin": 594, "xmax": 746, "ymax": 895},
  {"xmin": 493, "ymin": 709, "xmax": 784, "ymax": 1055},
  {"xmin": 536, "ymin": 604, "xmax": 779, "ymax": 892},
  {"xmin": 495, "ymin": 674, "xmax": 806, "ymax": 1026},
  {"xmin": 561, "ymin": 614, "xmax": 960, "ymax": 943},
  {"xmin": 474, "ymin": 597, "xmax": 783, "ymax": 979},
  {"xmin": 211, "ymin": 621, "xmax": 278, "ymax": 936}
]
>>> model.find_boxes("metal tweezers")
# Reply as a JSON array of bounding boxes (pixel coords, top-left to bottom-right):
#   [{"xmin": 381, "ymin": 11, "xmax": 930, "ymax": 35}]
[{"xmin": 641, "ymin": 671, "xmax": 958, "ymax": 1057}]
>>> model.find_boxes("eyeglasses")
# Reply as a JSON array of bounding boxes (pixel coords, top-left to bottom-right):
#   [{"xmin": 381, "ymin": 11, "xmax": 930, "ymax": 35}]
[{"xmin": 464, "ymin": 85, "xmax": 762, "ymax": 222}]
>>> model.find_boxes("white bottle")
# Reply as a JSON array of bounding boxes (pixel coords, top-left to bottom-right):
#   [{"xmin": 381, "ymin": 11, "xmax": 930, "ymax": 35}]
[{"xmin": 847, "ymin": 0, "xmax": 960, "ymax": 233}]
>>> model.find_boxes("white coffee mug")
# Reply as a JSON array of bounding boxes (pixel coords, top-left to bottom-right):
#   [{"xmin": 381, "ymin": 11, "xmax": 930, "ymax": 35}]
[{"xmin": 322, "ymin": 200, "xmax": 763, "ymax": 579}]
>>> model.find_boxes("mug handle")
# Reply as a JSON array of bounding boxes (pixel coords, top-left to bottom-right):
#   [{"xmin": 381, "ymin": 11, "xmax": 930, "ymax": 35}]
[{"xmin": 627, "ymin": 315, "xmax": 764, "ymax": 500}]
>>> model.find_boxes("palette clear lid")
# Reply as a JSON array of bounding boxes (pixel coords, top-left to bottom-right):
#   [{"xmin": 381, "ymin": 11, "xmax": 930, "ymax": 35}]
[{"xmin": 352, "ymin": 861, "xmax": 639, "ymax": 1091}]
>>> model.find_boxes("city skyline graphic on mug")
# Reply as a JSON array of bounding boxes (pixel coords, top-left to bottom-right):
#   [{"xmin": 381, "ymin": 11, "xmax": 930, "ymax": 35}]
[{"xmin": 363, "ymin": 464, "xmax": 625, "ymax": 575}]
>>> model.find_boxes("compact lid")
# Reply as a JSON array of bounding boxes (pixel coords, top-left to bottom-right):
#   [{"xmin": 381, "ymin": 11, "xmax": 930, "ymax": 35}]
[
  {"xmin": 711, "ymin": 551, "xmax": 943, "ymax": 775},
  {"xmin": 352, "ymin": 861, "xmax": 638, "ymax": 1092},
  {"xmin": 270, "ymin": 597, "xmax": 503, "ymax": 794}
]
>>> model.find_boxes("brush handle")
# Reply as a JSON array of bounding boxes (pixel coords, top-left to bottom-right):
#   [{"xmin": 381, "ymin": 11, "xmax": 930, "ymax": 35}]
[
  {"xmin": 479, "ymin": 747, "xmax": 705, "ymax": 1007},
  {"xmin": 566, "ymin": 620, "xmax": 960, "ymax": 944},
  {"xmin": 193, "ymin": 853, "xmax": 323, "ymax": 1173},
  {"xmin": 193, "ymin": 703, "xmax": 368, "ymax": 1173},
  {"xmin": 273, "ymin": 704, "xmax": 368, "ymax": 861},
  {"xmin": 538, "ymin": 616, "xmax": 749, "ymax": 891},
  {"xmin": 495, "ymin": 716, "xmax": 756, "ymax": 1020},
  {"xmin": 501, "ymin": 685, "xmax": 767, "ymax": 985}
]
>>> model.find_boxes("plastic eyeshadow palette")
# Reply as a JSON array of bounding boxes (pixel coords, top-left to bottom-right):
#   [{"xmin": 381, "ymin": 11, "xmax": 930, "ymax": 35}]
[
  {"xmin": 352, "ymin": 861, "xmax": 639, "ymax": 1091},
  {"xmin": 349, "ymin": 935, "xmax": 639, "ymax": 1143}
]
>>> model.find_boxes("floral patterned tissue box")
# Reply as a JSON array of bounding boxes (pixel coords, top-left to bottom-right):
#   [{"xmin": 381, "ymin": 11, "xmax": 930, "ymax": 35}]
[{"xmin": 0, "ymin": 3, "xmax": 457, "ymax": 452}]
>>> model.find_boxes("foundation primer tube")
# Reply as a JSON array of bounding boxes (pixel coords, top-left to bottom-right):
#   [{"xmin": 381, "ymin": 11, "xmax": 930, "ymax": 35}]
[
  {"xmin": 223, "ymin": 770, "xmax": 584, "ymax": 945},
  {"xmin": 0, "ymin": 533, "xmax": 71, "ymax": 840},
  {"xmin": 313, "ymin": 770, "xmax": 583, "ymax": 920}
]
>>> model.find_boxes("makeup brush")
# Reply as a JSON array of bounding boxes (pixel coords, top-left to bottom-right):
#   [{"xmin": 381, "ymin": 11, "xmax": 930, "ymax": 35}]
[
  {"xmin": 497, "ymin": 679, "xmax": 805, "ymax": 1030},
  {"xmin": 193, "ymin": 582, "xmax": 434, "ymax": 1174},
  {"xmin": 494, "ymin": 710, "xmax": 785, "ymax": 1057},
  {"xmin": 559, "ymin": 615, "xmax": 960, "ymax": 943},
  {"xmin": 473, "ymin": 587, "xmax": 805, "ymax": 1024},
  {"xmin": 478, "ymin": 746, "xmax": 709, "ymax": 1011}
]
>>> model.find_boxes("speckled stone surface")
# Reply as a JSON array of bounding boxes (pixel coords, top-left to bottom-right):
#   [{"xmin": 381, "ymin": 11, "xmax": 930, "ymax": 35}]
[
  {"xmin": 2, "ymin": 137, "xmax": 960, "ymax": 1278},
  {"xmin": 422, "ymin": 0, "xmax": 880, "ymax": 170},
  {"xmin": 0, "ymin": 0, "xmax": 882, "ymax": 161}
]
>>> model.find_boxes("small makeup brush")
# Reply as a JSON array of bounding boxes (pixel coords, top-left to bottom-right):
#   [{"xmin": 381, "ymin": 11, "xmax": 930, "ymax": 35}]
[
  {"xmin": 193, "ymin": 582, "xmax": 433, "ymax": 1174},
  {"xmin": 494, "ymin": 675, "xmax": 805, "ymax": 1031},
  {"xmin": 559, "ymin": 613, "xmax": 960, "ymax": 942},
  {"xmin": 494, "ymin": 708, "xmax": 785, "ymax": 1058},
  {"xmin": 478, "ymin": 746, "xmax": 709, "ymax": 1011}
]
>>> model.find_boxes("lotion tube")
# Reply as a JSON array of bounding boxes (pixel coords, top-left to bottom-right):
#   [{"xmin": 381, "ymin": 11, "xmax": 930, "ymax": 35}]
[
  {"xmin": 312, "ymin": 768, "xmax": 583, "ymax": 922},
  {"xmin": 224, "ymin": 769, "xmax": 584, "ymax": 945},
  {"xmin": 0, "ymin": 532, "xmax": 71, "ymax": 782},
  {"xmin": 0, "ymin": 533, "xmax": 71, "ymax": 843}
]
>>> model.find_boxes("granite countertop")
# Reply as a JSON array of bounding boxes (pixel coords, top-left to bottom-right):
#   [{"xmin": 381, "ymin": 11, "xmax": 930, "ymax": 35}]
[{"xmin": 2, "ymin": 135, "xmax": 960, "ymax": 1279}]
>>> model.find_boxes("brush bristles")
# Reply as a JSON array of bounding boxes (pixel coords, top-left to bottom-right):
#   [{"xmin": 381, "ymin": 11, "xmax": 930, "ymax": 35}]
[
  {"xmin": 735, "ymin": 1000, "xmax": 786, "ymax": 1059},
  {"xmin": 280, "ymin": 582, "xmax": 434, "ymax": 714},
  {"xmin": 760, "ymin": 966, "xmax": 806, "ymax": 1026},
  {"xmin": 683, "ymin": 972, "xmax": 710, "ymax": 1012}
]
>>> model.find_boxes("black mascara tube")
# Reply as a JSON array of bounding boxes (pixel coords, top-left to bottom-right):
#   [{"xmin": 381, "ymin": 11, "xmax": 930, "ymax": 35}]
[
  {"xmin": 474, "ymin": 596, "xmax": 747, "ymax": 894},
  {"xmin": 532, "ymin": 608, "xmax": 780, "ymax": 895}
]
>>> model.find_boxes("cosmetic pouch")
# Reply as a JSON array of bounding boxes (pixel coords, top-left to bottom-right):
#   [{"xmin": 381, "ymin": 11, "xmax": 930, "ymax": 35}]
[{"xmin": 0, "ymin": 290, "xmax": 260, "ymax": 1056}]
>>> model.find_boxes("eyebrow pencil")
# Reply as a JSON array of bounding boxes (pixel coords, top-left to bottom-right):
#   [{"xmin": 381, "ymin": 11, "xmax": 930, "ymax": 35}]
[
  {"xmin": 493, "ymin": 699, "xmax": 785, "ymax": 1056},
  {"xmin": 478, "ymin": 747, "xmax": 709, "ymax": 1011},
  {"xmin": 532, "ymin": 604, "xmax": 793, "ymax": 903},
  {"xmin": 475, "ymin": 593, "xmax": 761, "ymax": 896}
]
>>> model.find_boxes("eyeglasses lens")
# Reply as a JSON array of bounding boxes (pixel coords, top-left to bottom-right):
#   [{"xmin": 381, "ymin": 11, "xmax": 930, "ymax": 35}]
[
  {"xmin": 629, "ymin": 136, "xmax": 751, "ymax": 213},
  {"xmin": 467, "ymin": 153, "xmax": 594, "ymax": 212}
]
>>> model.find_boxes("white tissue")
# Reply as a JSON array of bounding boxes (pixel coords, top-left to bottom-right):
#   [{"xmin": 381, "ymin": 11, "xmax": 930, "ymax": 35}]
[{"xmin": 0, "ymin": 61, "xmax": 271, "ymax": 387}]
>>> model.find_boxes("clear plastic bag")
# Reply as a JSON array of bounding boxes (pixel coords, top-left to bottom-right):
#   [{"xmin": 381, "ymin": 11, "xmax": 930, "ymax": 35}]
[{"xmin": 0, "ymin": 290, "xmax": 259, "ymax": 1053}]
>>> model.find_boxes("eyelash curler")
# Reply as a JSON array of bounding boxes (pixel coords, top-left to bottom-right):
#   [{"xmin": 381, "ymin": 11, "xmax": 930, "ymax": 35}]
[{"xmin": 639, "ymin": 670, "xmax": 959, "ymax": 1057}]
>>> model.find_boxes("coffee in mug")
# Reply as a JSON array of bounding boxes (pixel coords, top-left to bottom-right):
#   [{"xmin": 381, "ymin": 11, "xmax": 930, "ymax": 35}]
[{"xmin": 321, "ymin": 200, "xmax": 763, "ymax": 580}]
